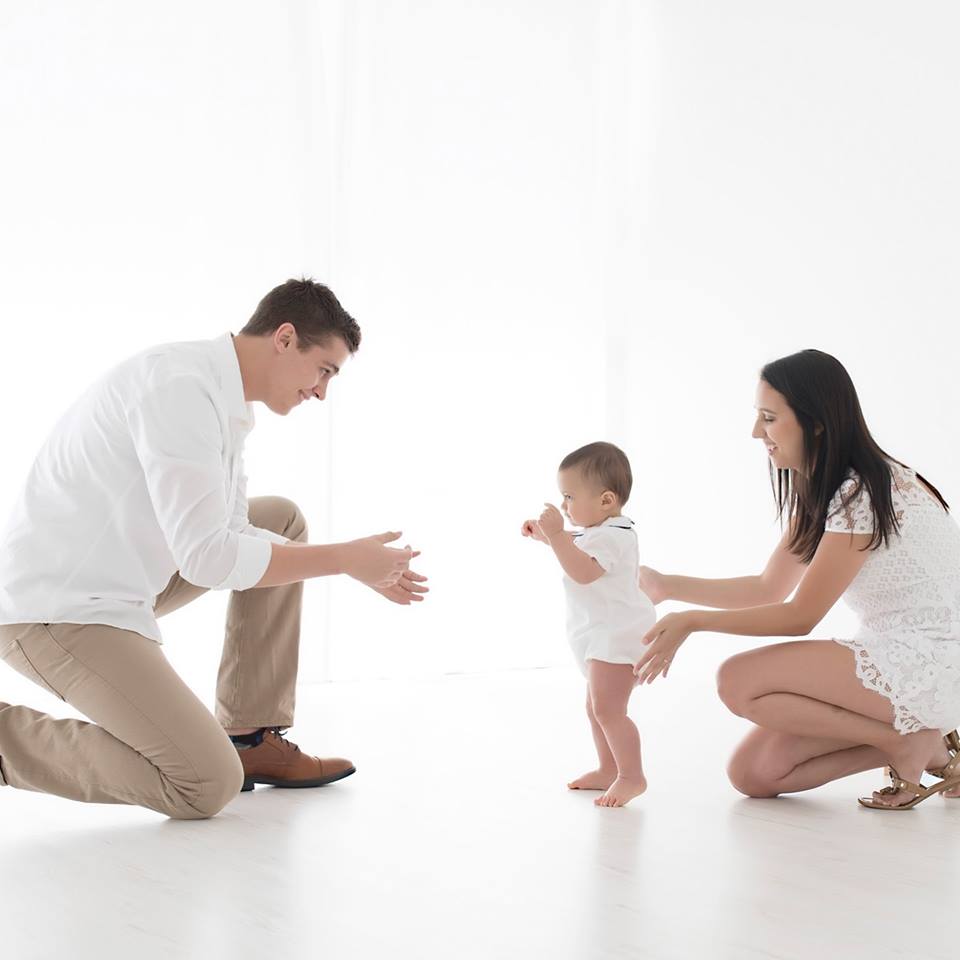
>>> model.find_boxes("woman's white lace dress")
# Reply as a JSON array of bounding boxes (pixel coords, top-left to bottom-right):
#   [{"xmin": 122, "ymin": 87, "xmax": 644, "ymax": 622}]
[{"xmin": 826, "ymin": 462, "xmax": 960, "ymax": 734}]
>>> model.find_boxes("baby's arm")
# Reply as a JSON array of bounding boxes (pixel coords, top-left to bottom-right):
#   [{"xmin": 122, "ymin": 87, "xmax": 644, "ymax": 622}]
[
  {"xmin": 537, "ymin": 503, "xmax": 605, "ymax": 585},
  {"xmin": 548, "ymin": 532, "xmax": 605, "ymax": 584}
]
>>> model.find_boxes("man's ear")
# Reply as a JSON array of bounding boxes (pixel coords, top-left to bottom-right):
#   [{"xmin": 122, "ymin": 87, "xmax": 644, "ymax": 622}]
[{"xmin": 274, "ymin": 323, "xmax": 297, "ymax": 352}]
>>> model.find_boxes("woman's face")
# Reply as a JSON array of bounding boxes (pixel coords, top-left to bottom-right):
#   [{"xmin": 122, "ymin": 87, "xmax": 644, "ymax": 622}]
[{"xmin": 752, "ymin": 379, "xmax": 806, "ymax": 472}]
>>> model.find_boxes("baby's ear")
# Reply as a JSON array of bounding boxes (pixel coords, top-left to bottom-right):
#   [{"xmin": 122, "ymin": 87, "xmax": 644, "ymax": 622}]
[{"xmin": 600, "ymin": 490, "xmax": 616, "ymax": 507}]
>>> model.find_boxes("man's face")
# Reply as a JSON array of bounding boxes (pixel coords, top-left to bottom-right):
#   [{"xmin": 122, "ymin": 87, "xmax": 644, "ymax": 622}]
[{"xmin": 265, "ymin": 325, "xmax": 352, "ymax": 415}]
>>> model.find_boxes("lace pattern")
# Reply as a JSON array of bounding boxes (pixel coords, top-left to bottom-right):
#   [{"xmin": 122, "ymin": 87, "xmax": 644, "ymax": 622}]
[{"xmin": 828, "ymin": 463, "xmax": 960, "ymax": 734}]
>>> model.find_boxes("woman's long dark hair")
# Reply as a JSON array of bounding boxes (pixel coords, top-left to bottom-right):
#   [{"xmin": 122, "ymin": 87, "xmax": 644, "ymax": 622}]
[{"xmin": 761, "ymin": 349, "xmax": 948, "ymax": 563}]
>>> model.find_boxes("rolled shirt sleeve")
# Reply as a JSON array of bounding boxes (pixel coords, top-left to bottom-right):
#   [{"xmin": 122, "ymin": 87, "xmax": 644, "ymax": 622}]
[
  {"xmin": 126, "ymin": 375, "xmax": 272, "ymax": 590},
  {"xmin": 229, "ymin": 464, "xmax": 291, "ymax": 546}
]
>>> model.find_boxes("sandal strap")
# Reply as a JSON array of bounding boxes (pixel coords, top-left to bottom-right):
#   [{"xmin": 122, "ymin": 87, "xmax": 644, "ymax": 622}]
[
  {"xmin": 886, "ymin": 767, "xmax": 923, "ymax": 797},
  {"xmin": 929, "ymin": 753, "xmax": 960, "ymax": 780},
  {"xmin": 928, "ymin": 749, "xmax": 960, "ymax": 780}
]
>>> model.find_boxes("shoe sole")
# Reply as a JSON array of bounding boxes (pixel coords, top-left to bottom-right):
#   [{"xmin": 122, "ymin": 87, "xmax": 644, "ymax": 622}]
[{"xmin": 241, "ymin": 766, "xmax": 356, "ymax": 793}]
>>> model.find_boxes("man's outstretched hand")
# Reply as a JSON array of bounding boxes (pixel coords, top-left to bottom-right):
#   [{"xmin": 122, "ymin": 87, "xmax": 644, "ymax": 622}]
[
  {"xmin": 340, "ymin": 531, "xmax": 416, "ymax": 589},
  {"xmin": 371, "ymin": 552, "xmax": 429, "ymax": 605}
]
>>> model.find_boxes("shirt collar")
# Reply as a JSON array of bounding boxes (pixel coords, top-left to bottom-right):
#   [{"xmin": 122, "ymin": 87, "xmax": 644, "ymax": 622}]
[
  {"xmin": 211, "ymin": 332, "xmax": 255, "ymax": 431},
  {"xmin": 573, "ymin": 516, "xmax": 635, "ymax": 537},
  {"xmin": 601, "ymin": 516, "xmax": 634, "ymax": 529}
]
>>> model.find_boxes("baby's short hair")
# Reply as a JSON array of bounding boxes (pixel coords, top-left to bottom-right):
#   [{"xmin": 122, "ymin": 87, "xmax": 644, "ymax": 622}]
[{"xmin": 559, "ymin": 441, "xmax": 633, "ymax": 505}]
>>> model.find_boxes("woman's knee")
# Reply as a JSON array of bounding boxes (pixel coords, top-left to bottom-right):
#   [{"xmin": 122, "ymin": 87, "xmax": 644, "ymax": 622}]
[
  {"xmin": 726, "ymin": 757, "xmax": 780, "ymax": 799},
  {"xmin": 716, "ymin": 653, "xmax": 754, "ymax": 718},
  {"xmin": 726, "ymin": 737, "xmax": 784, "ymax": 799}
]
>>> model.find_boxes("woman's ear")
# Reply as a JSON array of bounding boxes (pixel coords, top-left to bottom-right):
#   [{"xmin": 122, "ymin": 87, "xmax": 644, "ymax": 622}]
[{"xmin": 814, "ymin": 423, "xmax": 824, "ymax": 437}]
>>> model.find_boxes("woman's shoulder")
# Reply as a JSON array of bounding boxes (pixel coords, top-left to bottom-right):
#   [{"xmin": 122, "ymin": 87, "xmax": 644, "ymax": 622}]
[
  {"xmin": 830, "ymin": 460, "xmax": 909, "ymax": 505},
  {"xmin": 825, "ymin": 469, "xmax": 874, "ymax": 534},
  {"xmin": 825, "ymin": 460, "xmax": 936, "ymax": 536},
  {"xmin": 828, "ymin": 469, "xmax": 870, "ymax": 507}
]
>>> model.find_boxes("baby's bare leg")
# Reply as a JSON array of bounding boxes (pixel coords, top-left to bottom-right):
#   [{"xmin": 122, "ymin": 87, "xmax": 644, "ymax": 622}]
[
  {"xmin": 587, "ymin": 660, "xmax": 647, "ymax": 807},
  {"xmin": 567, "ymin": 686, "xmax": 618, "ymax": 790}
]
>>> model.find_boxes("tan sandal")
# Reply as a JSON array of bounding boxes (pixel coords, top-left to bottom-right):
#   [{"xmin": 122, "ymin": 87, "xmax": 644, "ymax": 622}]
[{"xmin": 860, "ymin": 755, "xmax": 960, "ymax": 810}]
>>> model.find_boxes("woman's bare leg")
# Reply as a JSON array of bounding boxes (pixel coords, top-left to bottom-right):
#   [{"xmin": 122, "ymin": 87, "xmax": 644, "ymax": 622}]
[
  {"xmin": 587, "ymin": 660, "xmax": 646, "ymax": 807},
  {"xmin": 727, "ymin": 726, "xmax": 886, "ymax": 796},
  {"xmin": 718, "ymin": 641, "xmax": 952, "ymax": 805},
  {"xmin": 567, "ymin": 685, "xmax": 618, "ymax": 791}
]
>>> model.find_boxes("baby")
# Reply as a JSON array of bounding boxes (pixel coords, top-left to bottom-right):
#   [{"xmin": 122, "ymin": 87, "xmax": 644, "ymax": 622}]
[{"xmin": 522, "ymin": 441, "xmax": 656, "ymax": 807}]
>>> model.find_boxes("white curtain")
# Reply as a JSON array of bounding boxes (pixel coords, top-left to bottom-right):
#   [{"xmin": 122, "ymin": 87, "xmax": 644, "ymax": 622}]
[{"xmin": 1, "ymin": 2, "xmax": 958, "ymax": 696}]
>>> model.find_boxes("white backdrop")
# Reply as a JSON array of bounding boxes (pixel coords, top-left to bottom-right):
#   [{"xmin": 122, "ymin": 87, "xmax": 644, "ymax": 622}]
[{"xmin": 1, "ymin": 2, "xmax": 959, "ymax": 713}]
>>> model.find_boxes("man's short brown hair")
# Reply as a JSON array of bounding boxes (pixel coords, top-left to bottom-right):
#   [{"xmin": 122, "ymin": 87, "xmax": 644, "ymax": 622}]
[
  {"xmin": 559, "ymin": 441, "xmax": 633, "ymax": 505},
  {"xmin": 241, "ymin": 278, "xmax": 361, "ymax": 353}
]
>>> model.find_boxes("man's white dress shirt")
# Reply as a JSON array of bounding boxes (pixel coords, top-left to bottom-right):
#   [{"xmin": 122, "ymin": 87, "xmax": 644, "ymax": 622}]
[{"xmin": 0, "ymin": 334, "xmax": 287, "ymax": 642}]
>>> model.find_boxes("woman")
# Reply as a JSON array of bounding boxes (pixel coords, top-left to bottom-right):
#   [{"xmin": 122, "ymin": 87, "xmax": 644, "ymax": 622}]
[{"xmin": 637, "ymin": 349, "xmax": 960, "ymax": 809}]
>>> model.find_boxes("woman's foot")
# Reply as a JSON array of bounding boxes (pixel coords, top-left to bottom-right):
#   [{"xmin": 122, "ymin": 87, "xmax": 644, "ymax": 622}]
[
  {"xmin": 568, "ymin": 768, "xmax": 617, "ymax": 791},
  {"xmin": 870, "ymin": 730, "xmax": 951, "ymax": 807},
  {"xmin": 595, "ymin": 775, "xmax": 647, "ymax": 807}
]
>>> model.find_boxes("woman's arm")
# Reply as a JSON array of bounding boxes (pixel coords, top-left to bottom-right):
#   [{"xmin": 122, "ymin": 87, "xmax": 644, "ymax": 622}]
[
  {"xmin": 635, "ymin": 530, "xmax": 873, "ymax": 682},
  {"xmin": 642, "ymin": 528, "xmax": 806, "ymax": 608}
]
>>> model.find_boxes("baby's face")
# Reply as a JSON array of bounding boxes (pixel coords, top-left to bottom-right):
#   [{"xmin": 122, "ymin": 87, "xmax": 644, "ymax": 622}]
[{"xmin": 557, "ymin": 468, "xmax": 611, "ymax": 528}]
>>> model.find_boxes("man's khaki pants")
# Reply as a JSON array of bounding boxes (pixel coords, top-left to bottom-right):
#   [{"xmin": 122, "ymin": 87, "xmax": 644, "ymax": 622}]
[{"xmin": 0, "ymin": 496, "xmax": 306, "ymax": 819}]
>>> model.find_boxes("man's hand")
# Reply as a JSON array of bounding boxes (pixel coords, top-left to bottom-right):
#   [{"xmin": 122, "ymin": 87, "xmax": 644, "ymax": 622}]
[
  {"xmin": 340, "ymin": 531, "xmax": 413, "ymax": 588},
  {"xmin": 521, "ymin": 519, "xmax": 549, "ymax": 543},
  {"xmin": 371, "ymin": 552, "xmax": 429, "ymax": 604},
  {"xmin": 538, "ymin": 503, "xmax": 565, "ymax": 539}
]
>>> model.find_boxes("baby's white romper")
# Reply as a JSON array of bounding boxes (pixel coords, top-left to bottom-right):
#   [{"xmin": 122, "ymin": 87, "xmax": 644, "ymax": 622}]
[{"xmin": 564, "ymin": 516, "xmax": 657, "ymax": 676}]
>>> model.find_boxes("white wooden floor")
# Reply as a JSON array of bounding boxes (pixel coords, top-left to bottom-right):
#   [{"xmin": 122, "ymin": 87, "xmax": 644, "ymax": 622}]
[{"xmin": 1, "ymin": 667, "xmax": 958, "ymax": 960}]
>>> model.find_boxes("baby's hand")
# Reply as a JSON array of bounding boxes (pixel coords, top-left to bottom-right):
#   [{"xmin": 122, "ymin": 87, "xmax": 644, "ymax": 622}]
[
  {"xmin": 521, "ymin": 519, "xmax": 549, "ymax": 543},
  {"xmin": 538, "ymin": 503, "xmax": 564, "ymax": 538}
]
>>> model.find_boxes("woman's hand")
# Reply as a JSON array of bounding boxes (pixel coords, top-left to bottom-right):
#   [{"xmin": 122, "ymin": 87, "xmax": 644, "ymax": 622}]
[
  {"xmin": 634, "ymin": 611, "xmax": 697, "ymax": 684},
  {"xmin": 638, "ymin": 566, "xmax": 669, "ymax": 604},
  {"xmin": 538, "ymin": 503, "xmax": 565, "ymax": 539}
]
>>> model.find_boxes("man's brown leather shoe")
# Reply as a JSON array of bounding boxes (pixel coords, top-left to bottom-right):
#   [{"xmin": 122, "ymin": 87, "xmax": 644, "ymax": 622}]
[{"xmin": 238, "ymin": 729, "xmax": 356, "ymax": 792}]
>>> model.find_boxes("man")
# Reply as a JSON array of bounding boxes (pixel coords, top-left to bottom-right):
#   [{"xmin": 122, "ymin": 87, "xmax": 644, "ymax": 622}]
[{"xmin": 0, "ymin": 279, "xmax": 426, "ymax": 819}]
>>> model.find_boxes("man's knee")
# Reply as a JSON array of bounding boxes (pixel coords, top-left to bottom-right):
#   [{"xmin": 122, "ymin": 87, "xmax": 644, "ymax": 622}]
[
  {"xmin": 165, "ymin": 744, "xmax": 244, "ymax": 820},
  {"xmin": 249, "ymin": 496, "xmax": 308, "ymax": 543}
]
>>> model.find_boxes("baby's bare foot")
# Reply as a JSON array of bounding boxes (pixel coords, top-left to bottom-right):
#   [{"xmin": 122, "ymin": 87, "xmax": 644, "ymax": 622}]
[
  {"xmin": 568, "ymin": 768, "xmax": 617, "ymax": 791},
  {"xmin": 595, "ymin": 775, "xmax": 647, "ymax": 807}
]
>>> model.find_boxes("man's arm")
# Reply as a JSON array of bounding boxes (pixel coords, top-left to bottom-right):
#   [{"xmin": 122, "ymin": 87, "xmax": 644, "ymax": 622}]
[
  {"xmin": 127, "ymin": 375, "xmax": 273, "ymax": 590},
  {"xmin": 255, "ymin": 533, "xmax": 413, "ymax": 589},
  {"xmin": 128, "ymin": 375, "xmax": 413, "ymax": 593}
]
